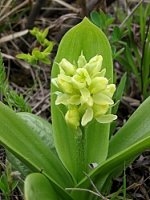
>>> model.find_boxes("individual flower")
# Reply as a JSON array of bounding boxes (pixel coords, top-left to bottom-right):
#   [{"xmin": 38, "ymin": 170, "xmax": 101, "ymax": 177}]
[{"xmin": 52, "ymin": 53, "xmax": 117, "ymax": 128}]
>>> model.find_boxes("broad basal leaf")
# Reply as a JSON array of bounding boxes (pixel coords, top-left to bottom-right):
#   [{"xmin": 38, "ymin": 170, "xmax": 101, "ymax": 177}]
[
  {"xmin": 24, "ymin": 173, "xmax": 59, "ymax": 200},
  {"xmin": 108, "ymin": 96, "xmax": 150, "ymax": 157},
  {"xmin": 0, "ymin": 102, "xmax": 73, "ymax": 200},
  {"xmin": 7, "ymin": 112, "xmax": 56, "ymax": 177}
]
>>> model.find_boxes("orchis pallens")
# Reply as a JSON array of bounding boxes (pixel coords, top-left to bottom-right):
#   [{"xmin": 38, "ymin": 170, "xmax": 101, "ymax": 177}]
[{"xmin": 52, "ymin": 53, "xmax": 117, "ymax": 128}]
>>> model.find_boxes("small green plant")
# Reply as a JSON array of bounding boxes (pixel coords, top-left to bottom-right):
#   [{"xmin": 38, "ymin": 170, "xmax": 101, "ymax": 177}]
[
  {"xmin": 0, "ymin": 160, "xmax": 19, "ymax": 200},
  {"xmin": 90, "ymin": 10, "xmax": 126, "ymax": 60},
  {"xmin": 116, "ymin": 3, "xmax": 150, "ymax": 99},
  {"xmin": 0, "ymin": 18, "xmax": 150, "ymax": 200},
  {"xmin": 90, "ymin": 10, "xmax": 115, "ymax": 34},
  {"xmin": 16, "ymin": 27, "xmax": 54, "ymax": 65},
  {"xmin": 0, "ymin": 53, "xmax": 31, "ymax": 112}
]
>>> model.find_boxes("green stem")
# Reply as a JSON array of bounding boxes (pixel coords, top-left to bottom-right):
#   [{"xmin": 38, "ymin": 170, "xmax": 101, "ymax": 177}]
[{"xmin": 76, "ymin": 127, "xmax": 87, "ymax": 182}]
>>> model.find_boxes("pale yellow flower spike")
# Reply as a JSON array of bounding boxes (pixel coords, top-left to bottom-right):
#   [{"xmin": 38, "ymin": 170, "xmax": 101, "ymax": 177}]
[{"xmin": 52, "ymin": 53, "xmax": 117, "ymax": 128}]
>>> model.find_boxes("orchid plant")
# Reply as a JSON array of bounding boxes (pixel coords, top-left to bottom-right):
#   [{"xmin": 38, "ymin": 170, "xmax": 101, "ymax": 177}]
[{"xmin": 0, "ymin": 18, "xmax": 150, "ymax": 200}]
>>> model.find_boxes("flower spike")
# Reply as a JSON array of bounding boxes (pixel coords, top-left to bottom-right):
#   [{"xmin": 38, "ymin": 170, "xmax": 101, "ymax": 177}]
[{"xmin": 52, "ymin": 53, "xmax": 117, "ymax": 128}]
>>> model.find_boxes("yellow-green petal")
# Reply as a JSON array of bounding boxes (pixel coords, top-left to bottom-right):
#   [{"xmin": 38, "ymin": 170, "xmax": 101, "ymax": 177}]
[
  {"xmin": 68, "ymin": 95, "xmax": 81, "ymax": 105},
  {"xmin": 77, "ymin": 52, "xmax": 87, "ymax": 68},
  {"xmin": 93, "ymin": 93, "xmax": 114, "ymax": 105},
  {"xmin": 93, "ymin": 104, "xmax": 109, "ymax": 117},
  {"xmin": 80, "ymin": 88, "xmax": 93, "ymax": 107},
  {"xmin": 55, "ymin": 93, "xmax": 70, "ymax": 105},
  {"xmin": 59, "ymin": 58, "xmax": 76, "ymax": 76},
  {"xmin": 51, "ymin": 78, "xmax": 58, "ymax": 88},
  {"xmin": 104, "ymin": 84, "xmax": 116, "ymax": 97},
  {"xmin": 85, "ymin": 55, "xmax": 103, "ymax": 76},
  {"xmin": 90, "ymin": 77, "xmax": 108, "ymax": 94},
  {"xmin": 95, "ymin": 114, "xmax": 117, "ymax": 123},
  {"xmin": 93, "ymin": 68, "xmax": 106, "ymax": 78},
  {"xmin": 72, "ymin": 68, "xmax": 91, "ymax": 89},
  {"xmin": 81, "ymin": 107, "xmax": 93, "ymax": 126},
  {"xmin": 57, "ymin": 74, "xmax": 74, "ymax": 94}
]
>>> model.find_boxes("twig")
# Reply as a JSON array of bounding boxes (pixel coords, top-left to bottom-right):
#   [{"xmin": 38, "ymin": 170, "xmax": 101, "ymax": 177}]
[
  {"xmin": 83, "ymin": 172, "xmax": 109, "ymax": 200},
  {"xmin": 32, "ymin": 93, "xmax": 50, "ymax": 111},
  {"xmin": 119, "ymin": 0, "xmax": 143, "ymax": 28},
  {"xmin": 0, "ymin": 0, "xmax": 29, "ymax": 24},
  {"xmin": 0, "ymin": 0, "xmax": 13, "ymax": 17},
  {"xmin": 66, "ymin": 187, "xmax": 108, "ymax": 199},
  {"xmin": 55, "ymin": 0, "xmax": 100, "ymax": 41},
  {"xmin": 55, "ymin": 16, "xmax": 80, "ymax": 42},
  {"xmin": 26, "ymin": 0, "xmax": 48, "ymax": 29},
  {"xmin": 0, "ymin": 30, "xmax": 28, "ymax": 44},
  {"xmin": 36, "ymin": 104, "xmax": 50, "ymax": 115},
  {"xmin": 1, "ymin": 53, "xmax": 15, "ymax": 60},
  {"xmin": 53, "ymin": 0, "xmax": 79, "ymax": 13}
]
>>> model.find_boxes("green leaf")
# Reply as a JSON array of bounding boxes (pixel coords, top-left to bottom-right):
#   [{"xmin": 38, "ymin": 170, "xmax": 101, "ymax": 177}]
[
  {"xmin": 32, "ymin": 48, "xmax": 41, "ymax": 58},
  {"xmin": 109, "ymin": 96, "xmax": 150, "ymax": 157},
  {"xmin": 24, "ymin": 173, "xmax": 59, "ymax": 200},
  {"xmin": 30, "ymin": 27, "xmax": 39, "ymax": 36},
  {"xmin": 112, "ymin": 73, "xmax": 127, "ymax": 115},
  {"xmin": 16, "ymin": 53, "xmax": 31, "ymax": 60},
  {"xmin": 7, "ymin": 112, "xmax": 56, "ymax": 177},
  {"xmin": 125, "ymin": 45, "xmax": 141, "ymax": 88},
  {"xmin": 44, "ymin": 40, "xmax": 54, "ymax": 49},
  {"xmin": 18, "ymin": 112, "xmax": 55, "ymax": 152},
  {"xmin": 90, "ymin": 11, "xmax": 102, "ymax": 28},
  {"xmin": 51, "ymin": 17, "xmax": 113, "ymax": 182},
  {"xmin": 110, "ymin": 73, "xmax": 127, "ymax": 135},
  {"xmin": 105, "ymin": 17, "xmax": 114, "ymax": 27},
  {"xmin": 41, "ymin": 57, "xmax": 51, "ymax": 64},
  {"xmin": 142, "ymin": 31, "xmax": 150, "ymax": 98},
  {"xmin": 73, "ymin": 135, "xmax": 150, "ymax": 197},
  {"xmin": 111, "ymin": 27, "xmax": 122, "ymax": 43},
  {"xmin": 0, "ymin": 102, "xmax": 73, "ymax": 199},
  {"xmin": 42, "ymin": 28, "xmax": 49, "ymax": 39}
]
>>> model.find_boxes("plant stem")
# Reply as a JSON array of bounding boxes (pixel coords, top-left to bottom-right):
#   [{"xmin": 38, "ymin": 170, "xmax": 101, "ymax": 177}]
[{"xmin": 76, "ymin": 127, "xmax": 87, "ymax": 181}]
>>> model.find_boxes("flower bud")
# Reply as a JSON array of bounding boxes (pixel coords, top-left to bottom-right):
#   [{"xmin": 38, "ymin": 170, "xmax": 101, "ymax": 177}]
[
  {"xmin": 57, "ymin": 74, "xmax": 74, "ymax": 94},
  {"xmin": 90, "ymin": 77, "xmax": 108, "ymax": 94},
  {"xmin": 104, "ymin": 84, "xmax": 116, "ymax": 97},
  {"xmin": 93, "ymin": 93, "xmax": 114, "ymax": 105},
  {"xmin": 77, "ymin": 52, "xmax": 87, "ymax": 68},
  {"xmin": 65, "ymin": 107, "xmax": 80, "ymax": 128},
  {"xmin": 72, "ymin": 68, "xmax": 91, "ymax": 89},
  {"xmin": 93, "ymin": 104, "xmax": 109, "ymax": 117},
  {"xmin": 86, "ymin": 55, "xmax": 103, "ymax": 76},
  {"xmin": 59, "ymin": 58, "xmax": 76, "ymax": 76}
]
